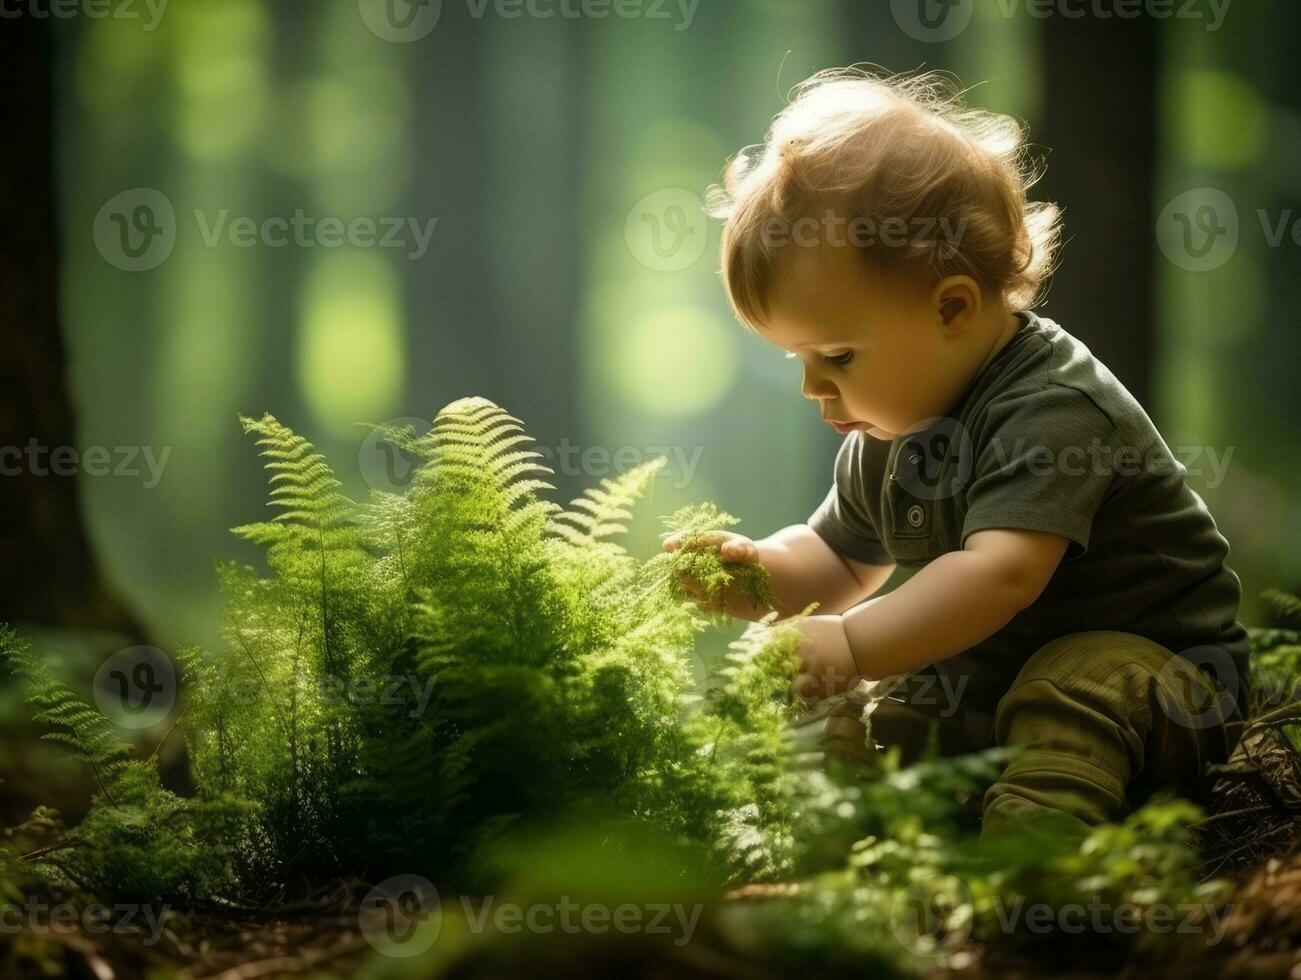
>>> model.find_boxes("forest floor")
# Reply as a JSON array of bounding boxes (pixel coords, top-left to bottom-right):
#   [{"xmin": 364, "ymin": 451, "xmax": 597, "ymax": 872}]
[{"xmin": 7, "ymin": 847, "xmax": 1301, "ymax": 980}]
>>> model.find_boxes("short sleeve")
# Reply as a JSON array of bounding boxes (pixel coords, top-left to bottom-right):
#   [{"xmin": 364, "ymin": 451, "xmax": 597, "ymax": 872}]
[
  {"xmin": 807, "ymin": 432, "xmax": 894, "ymax": 565},
  {"xmin": 960, "ymin": 385, "xmax": 1119, "ymax": 561}
]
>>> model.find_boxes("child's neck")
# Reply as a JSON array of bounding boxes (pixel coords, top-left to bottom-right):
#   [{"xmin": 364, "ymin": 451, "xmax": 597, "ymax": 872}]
[{"xmin": 974, "ymin": 308, "xmax": 1024, "ymax": 378}]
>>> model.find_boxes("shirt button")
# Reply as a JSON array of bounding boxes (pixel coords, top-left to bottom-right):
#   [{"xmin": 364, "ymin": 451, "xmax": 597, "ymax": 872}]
[{"xmin": 905, "ymin": 504, "xmax": 925, "ymax": 528}]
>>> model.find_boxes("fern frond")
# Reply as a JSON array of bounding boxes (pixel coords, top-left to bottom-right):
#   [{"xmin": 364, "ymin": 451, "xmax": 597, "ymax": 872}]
[
  {"xmin": 1, "ymin": 628, "xmax": 133, "ymax": 803},
  {"xmin": 423, "ymin": 398, "xmax": 555, "ymax": 494},
  {"xmin": 643, "ymin": 502, "xmax": 777, "ymax": 613},
  {"xmin": 235, "ymin": 413, "xmax": 357, "ymax": 540},
  {"xmin": 549, "ymin": 457, "xmax": 665, "ymax": 545},
  {"xmin": 1262, "ymin": 588, "xmax": 1301, "ymax": 630}
]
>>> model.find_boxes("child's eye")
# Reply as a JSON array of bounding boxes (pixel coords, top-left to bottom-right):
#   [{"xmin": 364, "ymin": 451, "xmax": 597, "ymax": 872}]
[{"xmin": 824, "ymin": 351, "xmax": 854, "ymax": 366}]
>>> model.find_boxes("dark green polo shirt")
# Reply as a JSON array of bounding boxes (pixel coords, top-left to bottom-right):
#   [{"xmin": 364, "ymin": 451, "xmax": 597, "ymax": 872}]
[{"xmin": 807, "ymin": 309, "xmax": 1251, "ymax": 715}]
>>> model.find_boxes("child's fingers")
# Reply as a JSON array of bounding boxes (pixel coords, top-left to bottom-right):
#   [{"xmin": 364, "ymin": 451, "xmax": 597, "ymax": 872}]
[
  {"xmin": 663, "ymin": 531, "xmax": 723, "ymax": 550},
  {"xmin": 663, "ymin": 530, "xmax": 747, "ymax": 555},
  {"xmin": 720, "ymin": 538, "xmax": 756, "ymax": 561}
]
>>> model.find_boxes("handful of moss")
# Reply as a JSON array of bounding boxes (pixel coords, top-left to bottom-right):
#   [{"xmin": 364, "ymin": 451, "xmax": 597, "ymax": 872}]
[{"xmin": 646, "ymin": 502, "xmax": 778, "ymax": 616}]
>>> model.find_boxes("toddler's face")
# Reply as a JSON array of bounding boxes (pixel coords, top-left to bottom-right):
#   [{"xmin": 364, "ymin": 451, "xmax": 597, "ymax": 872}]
[{"xmin": 761, "ymin": 239, "xmax": 979, "ymax": 442}]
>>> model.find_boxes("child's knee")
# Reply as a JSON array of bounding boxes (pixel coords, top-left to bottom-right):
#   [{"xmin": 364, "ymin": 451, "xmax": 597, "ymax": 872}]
[
  {"xmin": 991, "ymin": 631, "xmax": 1234, "ymax": 817},
  {"xmin": 1010, "ymin": 631, "xmax": 1177, "ymax": 699}
]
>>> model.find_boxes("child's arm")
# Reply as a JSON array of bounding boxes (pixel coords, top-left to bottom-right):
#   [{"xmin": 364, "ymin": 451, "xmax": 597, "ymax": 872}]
[
  {"xmin": 758, "ymin": 524, "xmax": 895, "ymax": 620},
  {"xmin": 796, "ymin": 528, "xmax": 1070, "ymax": 695}
]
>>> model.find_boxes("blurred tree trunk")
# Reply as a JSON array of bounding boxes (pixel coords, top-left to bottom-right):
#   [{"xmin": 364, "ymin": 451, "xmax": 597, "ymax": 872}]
[
  {"xmin": 0, "ymin": 17, "xmax": 142, "ymax": 637},
  {"xmin": 1037, "ymin": 12, "xmax": 1159, "ymax": 405}
]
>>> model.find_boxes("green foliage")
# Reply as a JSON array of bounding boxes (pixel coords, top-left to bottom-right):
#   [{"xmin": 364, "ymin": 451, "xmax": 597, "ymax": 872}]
[
  {"xmin": 0, "ymin": 399, "xmax": 1267, "ymax": 976},
  {"xmin": 683, "ymin": 618, "xmax": 810, "ymax": 880},
  {"xmin": 1248, "ymin": 589, "xmax": 1301, "ymax": 715},
  {"xmin": 0, "ymin": 629, "xmax": 250, "ymax": 903},
  {"xmin": 2, "ymin": 400, "xmax": 820, "ymax": 902},
  {"xmin": 964, "ymin": 798, "xmax": 1227, "ymax": 956},
  {"xmin": 723, "ymin": 783, "xmax": 1225, "ymax": 973},
  {"xmin": 1261, "ymin": 588, "xmax": 1301, "ymax": 629},
  {"xmin": 49, "ymin": 763, "xmax": 252, "ymax": 901},
  {"xmin": 0, "ymin": 806, "xmax": 59, "ymax": 904},
  {"xmin": 172, "ymin": 398, "xmax": 816, "ymax": 894},
  {"xmin": 2, "ymin": 627, "xmax": 132, "ymax": 806},
  {"xmin": 644, "ymin": 503, "xmax": 777, "ymax": 614}
]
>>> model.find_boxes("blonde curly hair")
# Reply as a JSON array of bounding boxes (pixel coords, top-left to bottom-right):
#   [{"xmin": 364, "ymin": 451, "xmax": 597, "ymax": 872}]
[{"xmin": 704, "ymin": 66, "xmax": 1062, "ymax": 333}]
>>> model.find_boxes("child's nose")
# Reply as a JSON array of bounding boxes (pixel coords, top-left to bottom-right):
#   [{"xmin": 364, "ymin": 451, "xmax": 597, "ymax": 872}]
[{"xmin": 801, "ymin": 368, "xmax": 837, "ymax": 402}]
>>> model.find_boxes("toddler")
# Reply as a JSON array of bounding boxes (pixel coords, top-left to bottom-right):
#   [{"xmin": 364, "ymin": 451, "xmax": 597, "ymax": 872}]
[{"xmin": 663, "ymin": 67, "xmax": 1250, "ymax": 836}]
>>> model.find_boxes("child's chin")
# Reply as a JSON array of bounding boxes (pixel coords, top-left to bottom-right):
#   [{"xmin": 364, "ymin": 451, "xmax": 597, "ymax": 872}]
[{"xmin": 863, "ymin": 425, "xmax": 897, "ymax": 441}]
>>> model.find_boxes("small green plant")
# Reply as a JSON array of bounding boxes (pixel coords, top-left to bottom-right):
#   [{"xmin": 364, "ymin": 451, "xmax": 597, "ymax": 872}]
[
  {"xmin": 0, "ymin": 398, "xmax": 1279, "ymax": 978},
  {"xmin": 0, "ymin": 629, "xmax": 251, "ymax": 902},
  {"xmin": 3, "ymin": 399, "xmax": 818, "ymax": 903},
  {"xmin": 1249, "ymin": 588, "xmax": 1301, "ymax": 716},
  {"xmin": 646, "ymin": 503, "xmax": 777, "ymax": 614}
]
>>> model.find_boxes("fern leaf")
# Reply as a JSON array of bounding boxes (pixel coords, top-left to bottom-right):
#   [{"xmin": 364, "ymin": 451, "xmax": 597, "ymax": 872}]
[
  {"xmin": 549, "ymin": 457, "xmax": 665, "ymax": 545},
  {"xmin": 1, "ymin": 628, "xmax": 133, "ymax": 800},
  {"xmin": 1262, "ymin": 588, "xmax": 1301, "ymax": 630},
  {"xmin": 235, "ymin": 413, "xmax": 357, "ymax": 538}
]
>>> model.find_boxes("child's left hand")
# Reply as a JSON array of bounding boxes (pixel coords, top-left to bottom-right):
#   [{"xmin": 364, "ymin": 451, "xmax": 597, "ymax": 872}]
[{"xmin": 793, "ymin": 614, "xmax": 860, "ymax": 702}]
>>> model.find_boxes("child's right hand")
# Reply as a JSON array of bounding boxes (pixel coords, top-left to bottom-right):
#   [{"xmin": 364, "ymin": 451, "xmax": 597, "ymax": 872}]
[{"xmin": 661, "ymin": 530, "xmax": 760, "ymax": 613}]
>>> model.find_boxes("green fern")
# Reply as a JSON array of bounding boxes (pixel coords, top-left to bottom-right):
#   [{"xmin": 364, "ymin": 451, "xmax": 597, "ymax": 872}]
[
  {"xmin": 233, "ymin": 412, "xmax": 359, "ymax": 547},
  {"xmin": 1, "ymin": 396, "xmax": 1250, "ymax": 972},
  {"xmin": 549, "ymin": 457, "xmax": 665, "ymax": 547},
  {"xmin": 1261, "ymin": 588, "xmax": 1301, "ymax": 630},
  {"xmin": 1, "ymin": 627, "xmax": 132, "ymax": 806},
  {"xmin": 171, "ymin": 398, "xmax": 782, "ymax": 890},
  {"xmin": 1249, "ymin": 589, "xmax": 1301, "ymax": 712},
  {"xmin": 645, "ymin": 502, "xmax": 778, "ymax": 614}
]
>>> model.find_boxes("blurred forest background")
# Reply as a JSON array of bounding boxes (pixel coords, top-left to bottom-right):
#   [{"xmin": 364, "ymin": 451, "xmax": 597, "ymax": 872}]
[{"xmin": 1, "ymin": 0, "xmax": 1298, "ymax": 801}]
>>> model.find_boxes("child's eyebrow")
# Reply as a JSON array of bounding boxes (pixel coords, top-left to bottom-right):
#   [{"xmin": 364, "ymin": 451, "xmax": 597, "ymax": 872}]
[{"xmin": 783, "ymin": 342, "xmax": 853, "ymax": 357}]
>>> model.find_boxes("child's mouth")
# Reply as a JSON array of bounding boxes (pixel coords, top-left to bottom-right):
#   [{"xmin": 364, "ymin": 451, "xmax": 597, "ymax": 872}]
[{"xmin": 825, "ymin": 419, "xmax": 865, "ymax": 434}]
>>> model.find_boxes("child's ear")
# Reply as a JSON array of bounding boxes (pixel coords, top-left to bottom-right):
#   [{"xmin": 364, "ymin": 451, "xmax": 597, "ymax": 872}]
[{"xmin": 932, "ymin": 276, "xmax": 981, "ymax": 332}]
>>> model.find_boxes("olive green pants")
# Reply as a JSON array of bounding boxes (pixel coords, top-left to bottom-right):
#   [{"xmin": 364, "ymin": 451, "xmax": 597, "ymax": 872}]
[{"xmin": 826, "ymin": 631, "xmax": 1241, "ymax": 837}]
